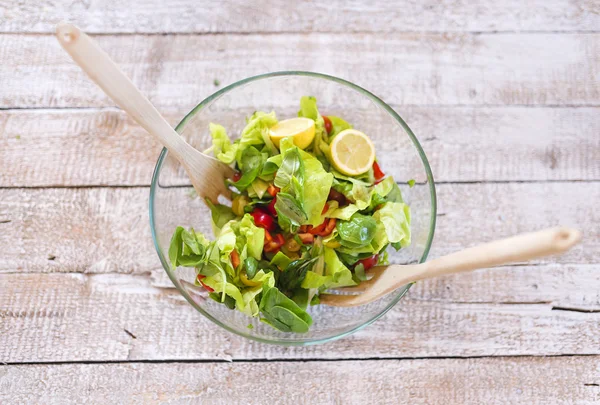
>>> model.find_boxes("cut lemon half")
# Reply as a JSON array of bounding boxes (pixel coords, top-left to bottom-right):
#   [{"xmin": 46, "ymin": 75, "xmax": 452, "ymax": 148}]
[
  {"xmin": 329, "ymin": 129, "xmax": 375, "ymax": 176},
  {"xmin": 269, "ymin": 117, "xmax": 315, "ymax": 149}
]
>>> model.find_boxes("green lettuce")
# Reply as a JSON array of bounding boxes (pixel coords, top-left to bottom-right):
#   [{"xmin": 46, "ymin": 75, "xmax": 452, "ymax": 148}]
[
  {"xmin": 337, "ymin": 213, "xmax": 378, "ymax": 248},
  {"xmin": 201, "ymin": 271, "xmax": 245, "ymax": 310},
  {"xmin": 373, "ymin": 202, "xmax": 411, "ymax": 248},
  {"xmin": 298, "ymin": 96, "xmax": 326, "ymax": 154},
  {"xmin": 323, "ymin": 247, "xmax": 356, "ymax": 288},
  {"xmin": 303, "ymin": 158, "xmax": 334, "ymax": 226},
  {"xmin": 259, "ymin": 285, "xmax": 313, "ymax": 333},
  {"xmin": 239, "ymin": 270, "xmax": 275, "ymax": 317},
  {"xmin": 168, "ymin": 226, "xmax": 211, "ymax": 268},
  {"xmin": 270, "ymin": 251, "xmax": 293, "ymax": 270},
  {"xmin": 301, "ymin": 270, "xmax": 331, "ymax": 289},
  {"xmin": 237, "ymin": 214, "xmax": 265, "ymax": 260},
  {"xmin": 327, "ymin": 115, "xmax": 352, "ymax": 137},
  {"xmin": 237, "ymin": 111, "xmax": 278, "ymax": 163},
  {"xmin": 209, "ymin": 123, "xmax": 238, "ymax": 164},
  {"xmin": 206, "ymin": 199, "xmax": 236, "ymax": 235},
  {"xmin": 232, "ymin": 146, "xmax": 264, "ymax": 191}
]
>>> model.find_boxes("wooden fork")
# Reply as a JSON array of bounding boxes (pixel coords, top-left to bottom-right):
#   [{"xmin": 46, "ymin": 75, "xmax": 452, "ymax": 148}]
[
  {"xmin": 55, "ymin": 23, "xmax": 234, "ymax": 203},
  {"xmin": 320, "ymin": 227, "xmax": 582, "ymax": 307}
]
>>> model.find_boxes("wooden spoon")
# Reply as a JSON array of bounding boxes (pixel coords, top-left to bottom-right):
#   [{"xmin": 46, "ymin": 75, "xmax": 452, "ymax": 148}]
[
  {"xmin": 55, "ymin": 23, "xmax": 234, "ymax": 203},
  {"xmin": 320, "ymin": 227, "xmax": 582, "ymax": 307}
]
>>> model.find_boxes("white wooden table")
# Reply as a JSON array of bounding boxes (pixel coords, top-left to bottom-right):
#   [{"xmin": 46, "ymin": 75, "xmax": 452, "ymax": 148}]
[{"xmin": 1, "ymin": 2, "xmax": 599, "ymax": 403}]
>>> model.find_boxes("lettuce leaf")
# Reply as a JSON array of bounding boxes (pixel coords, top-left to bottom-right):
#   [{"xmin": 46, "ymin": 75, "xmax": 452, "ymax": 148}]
[
  {"xmin": 232, "ymin": 146, "xmax": 264, "ymax": 191},
  {"xmin": 201, "ymin": 271, "xmax": 245, "ymax": 310},
  {"xmin": 300, "ymin": 270, "xmax": 331, "ymax": 289},
  {"xmin": 323, "ymin": 246, "xmax": 356, "ymax": 288},
  {"xmin": 303, "ymin": 158, "xmax": 334, "ymax": 226},
  {"xmin": 239, "ymin": 270, "xmax": 275, "ymax": 317},
  {"xmin": 298, "ymin": 96, "xmax": 326, "ymax": 155},
  {"xmin": 206, "ymin": 199, "xmax": 236, "ymax": 235},
  {"xmin": 169, "ymin": 226, "xmax": 212, "ymax": 268},
  {"xmin": 209, "ymin": 123, "xmax": 237, "ymax": 164},
  {"xmin": 322, "ymin": 201, "xmax": 360, "ymax": 221},
  {"xmin": 274, "ymin": 145, "xmax": 304, "ymax": 191},
  {"xmin": 270, "ymin": 251, "xmax": 293, "ymax": 270},
  {"xmin": 259, "ymin": 285, "xmax": 313, "ymax": 333},
  {"xmin": 373, "ymin": 202, "xmax": 411, "ymax": 248},
  {"xmin": 236, "ymin": 111, "xmax": 278, "ymax": 163},
  {"xmin": 328, "ymin": 115, "xmax": 352, "ymax": 138},
  {"xmin": 238, "ymin": 214, "xmax": 265, "ymax": 260},
  {"xmin": 337, "ymin": 213, "xmax": 378, "ymax": 248}
]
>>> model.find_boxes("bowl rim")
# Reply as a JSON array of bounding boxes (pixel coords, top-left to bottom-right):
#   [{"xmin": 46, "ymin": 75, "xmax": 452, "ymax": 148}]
[{"xmin": 149, "ymin": 70, "xmax": 437, "ymax": 345}]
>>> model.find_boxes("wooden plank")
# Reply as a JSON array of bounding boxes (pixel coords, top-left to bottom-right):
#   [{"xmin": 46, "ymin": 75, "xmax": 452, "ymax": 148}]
[
  {"xmin": 1, "ymin": 107, "xmax": 598, "ymax": 187},
  {"xmin": 0, "ymin": 183, "xmax": 596, "ymax": 274},
  {"xmin": 1, "ymin": 33, "xmax": 599, "ymax": 109},
  {"xmin": 1, "ymin": 272, "xmax": 599, "ymax": 363},
  {"xmin": 2, "ymin": 357, "xmax": 599, "ymax": 404},
  {"xmin": 2, "ymin": 0, "xmax": 599, "ymax": 34}
]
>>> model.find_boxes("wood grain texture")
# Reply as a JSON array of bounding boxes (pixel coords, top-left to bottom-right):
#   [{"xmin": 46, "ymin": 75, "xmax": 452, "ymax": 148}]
[
  {"xmin": 1, "ymin": 107, "xmax": 598, "ymax": 187},
  {"xmin": 1, "ymin": 272, "xmax": 599, "ymax": 363},
  {"xmin": 2, "ymin": 33, "xmax": 599, "ymax": 109},
  {"xmin": 0, "ymin": 183, "xmax": 596, "ymax": 274},
  {"xmin": 2, "ymin": 0, "xmax": 599, "ymax": 34},
  {"xmin": 2, "ymin": 357, "xmax": 599, "ymax": 405}
]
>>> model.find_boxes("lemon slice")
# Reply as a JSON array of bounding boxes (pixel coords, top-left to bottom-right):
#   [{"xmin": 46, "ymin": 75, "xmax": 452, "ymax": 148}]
[
  {"xmin": 329, "ymin": 129, "xmax": 375, "ymax": 176},
  {"xmin": 269, "ymin": 117, "xmax": 315, "ymax": 149}
]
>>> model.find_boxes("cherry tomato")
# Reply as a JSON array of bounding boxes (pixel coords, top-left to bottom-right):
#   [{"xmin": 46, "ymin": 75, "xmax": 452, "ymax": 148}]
[
  {"xmin": 328, "ymin": 188, "xmax": 347, "ymax": 206},
  {"xmin": 357, "ymin": 255, "xmax": 378, "ymax": 271},
  {"xmin": 230, "ymin": 250, "xmax": 240, "ymax": 269},
  {"xmin": 297, "ymin": 233, "xmax": 314, "ymax": 244},
  {"xmin": 196, "ymin": 274, "xmax": 214, "ymax": 292},
  {"xmin": 323, "ymin": 116, "xmax": 333, "ymax": 134},
  {"xmin": 232, "ymin": 171, "xmax": 242, "ymax": 182},
  {"xmin": 251, "ymin": 208, "xmax": 276, "ymax": 231},
  {"xmin": 267, "ymin": 184, "xmax": 280, "ymax": 197},
  {"xmin": 372, "ymin": 161, "xmax": 385, "ymax": 181},
  {"xmin": 266, "ymin": 197, "xmax": 277, "ymax": 216}
]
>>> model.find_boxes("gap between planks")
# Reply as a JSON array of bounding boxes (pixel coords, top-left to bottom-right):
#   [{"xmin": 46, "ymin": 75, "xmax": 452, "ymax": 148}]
[{"xmin": 4, "ymin": 353, "xmax": 600, "ymax": 366}]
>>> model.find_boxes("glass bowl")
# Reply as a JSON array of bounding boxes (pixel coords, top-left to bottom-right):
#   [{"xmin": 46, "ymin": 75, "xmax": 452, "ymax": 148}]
[{"xmin": 150, "ymin": 71, "xmax": 436, "ymax": 345}]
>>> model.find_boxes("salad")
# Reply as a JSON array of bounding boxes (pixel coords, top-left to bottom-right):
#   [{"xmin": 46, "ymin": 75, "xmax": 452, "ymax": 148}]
[{"xmin": 169, "ymin": 96, "xmax": 411, "ymax": 333}]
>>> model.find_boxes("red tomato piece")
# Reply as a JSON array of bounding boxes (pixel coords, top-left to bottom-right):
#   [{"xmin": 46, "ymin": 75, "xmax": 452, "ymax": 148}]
[
  {"xmin": 232, "ymin": 171, "xmax": 242, "ymax": 182},
  {"xmin": 267, "ymin": 184, "xmax": 280, "ymax": 197},
  {"xmin": 372, "ymin": 161, "xmax": 385, "ymax": 181},
  {"xmin": 323, "ymin": 116, "xmax": 333, "ymax": 134},
  {"xmin": 230, "ymin": 250, "xmax": 240, "ymax": 269},
  {"xmin": 196, "ymin": 274, "xmax": 214, "ymax": 292}
]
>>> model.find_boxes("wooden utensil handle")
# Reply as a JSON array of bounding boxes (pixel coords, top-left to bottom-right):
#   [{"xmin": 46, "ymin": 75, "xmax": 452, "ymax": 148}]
[
  {"xmin": 415, "ymin": 227, "xmax": 582, "ymax": 281},
  {"xmin": 55, "ymin": 22, "xmax": 190, "ymax": 159}
]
